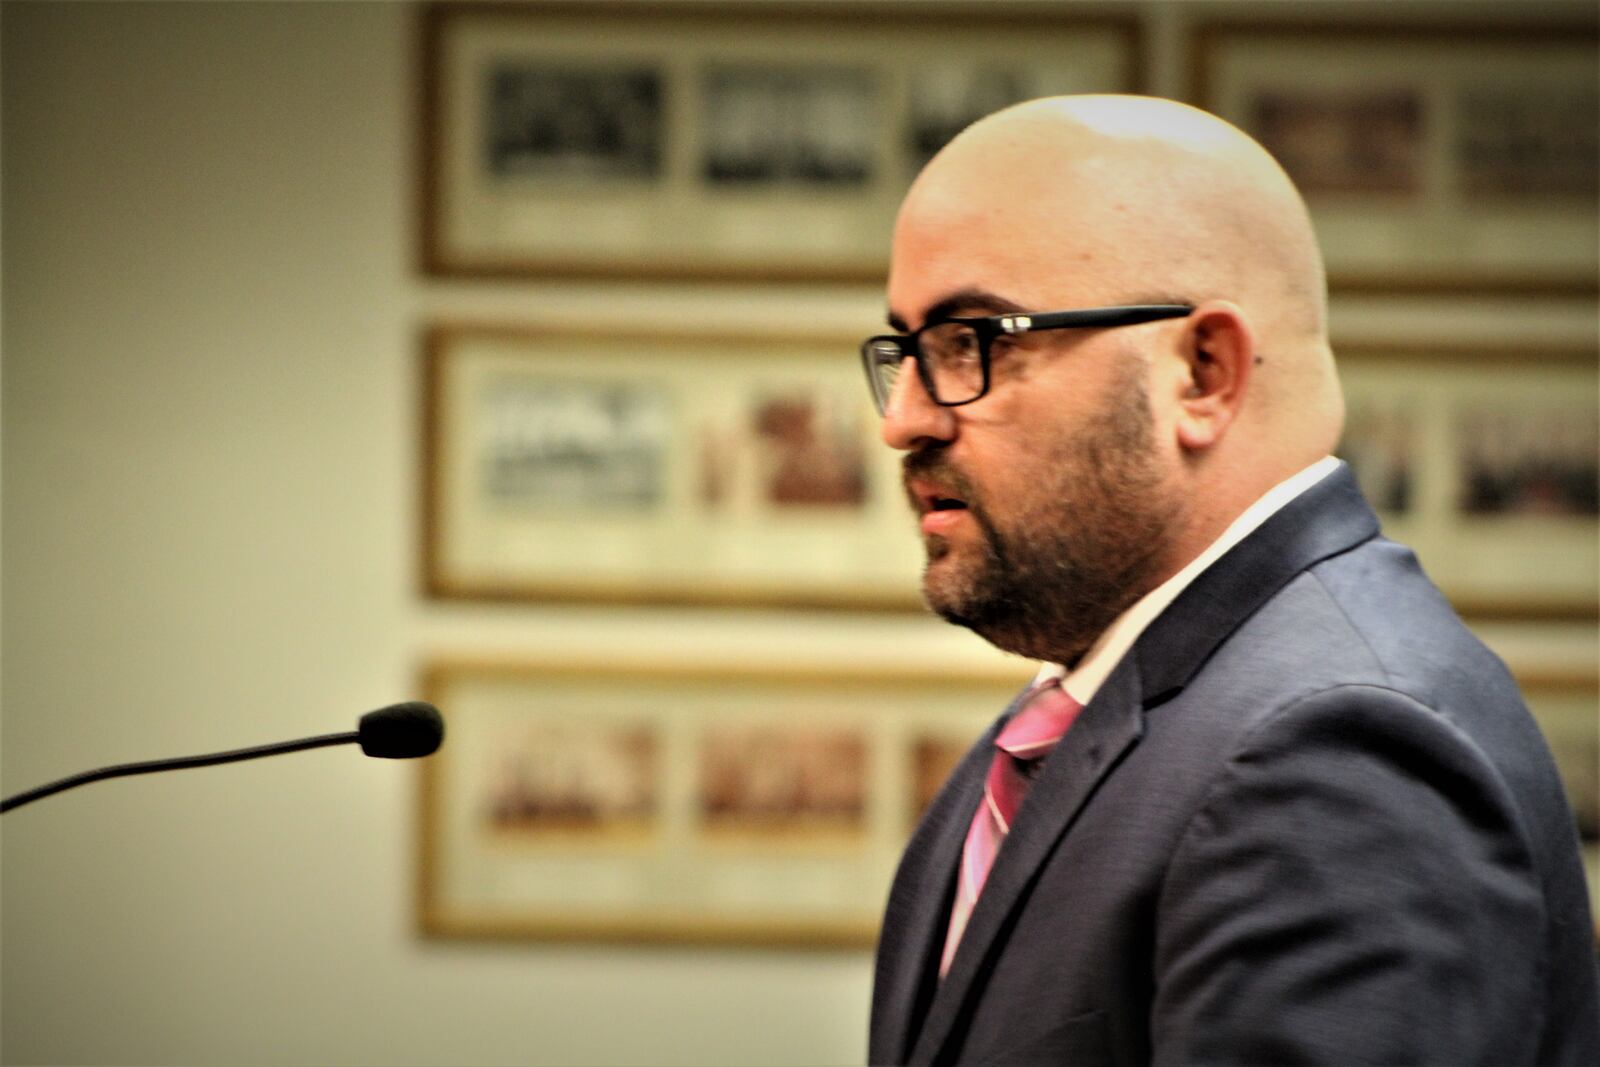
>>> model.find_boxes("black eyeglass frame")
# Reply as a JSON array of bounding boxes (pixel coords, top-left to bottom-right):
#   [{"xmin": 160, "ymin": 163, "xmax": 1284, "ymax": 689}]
[{"xmin": 860, "ymin": 303, "xmax": 1194, "ymax": 415}]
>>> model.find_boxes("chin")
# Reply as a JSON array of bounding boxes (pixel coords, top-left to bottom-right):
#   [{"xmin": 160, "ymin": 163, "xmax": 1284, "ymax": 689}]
[
  {"xmin": 920, "ymin": 558, "xmax": 991, "ymax": 629},
  {"xmin": 919, "ymin": 552, "xmax": 1108, "ymax": 665},
  {"xmin": 920, "ymin": 574, "xmax": 960, "ymax": 621},
  {"xmin": 928, "ymin": 597, "xmax": 1037, "ymax": 660},
  {"xmin": 919, "ymin": 538, "xmax": 964, "ymax": 595}
]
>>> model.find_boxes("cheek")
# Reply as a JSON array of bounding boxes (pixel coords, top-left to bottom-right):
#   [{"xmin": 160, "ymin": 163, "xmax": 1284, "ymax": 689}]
[
  {"xmin": 962, "ymin": 431, "xmax": 1055, "ymax": 517},
  {"xmin": 952, "ymin": 357, "xmax": 1129, "ymax": 505}
]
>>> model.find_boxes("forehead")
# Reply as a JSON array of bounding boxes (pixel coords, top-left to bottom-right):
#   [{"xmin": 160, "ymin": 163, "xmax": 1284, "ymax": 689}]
[{"xmin": 885, "ymin": 162, "xmax": 1122, "ymax": 327}]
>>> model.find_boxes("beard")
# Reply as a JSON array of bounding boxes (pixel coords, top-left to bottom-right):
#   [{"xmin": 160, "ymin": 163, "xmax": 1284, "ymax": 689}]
[{"xmin": 903, "ymin": 366, "xmax": 1175, "ymax": 665}]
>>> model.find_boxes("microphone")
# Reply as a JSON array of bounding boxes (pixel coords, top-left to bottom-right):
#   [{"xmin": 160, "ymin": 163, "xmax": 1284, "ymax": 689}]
[
  {"xmin": 0, "ymin": 701, "xmax": 444, "ymax": 814},
  {"xmin": 357, "ymin": 701, "xmax": 445, "ymax": 758}
]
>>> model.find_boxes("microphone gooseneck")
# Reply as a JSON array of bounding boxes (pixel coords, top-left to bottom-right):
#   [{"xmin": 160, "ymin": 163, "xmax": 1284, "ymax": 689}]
[{"xmin": 1, "ymin": 701, "xmax": 444, "ymax": 813}]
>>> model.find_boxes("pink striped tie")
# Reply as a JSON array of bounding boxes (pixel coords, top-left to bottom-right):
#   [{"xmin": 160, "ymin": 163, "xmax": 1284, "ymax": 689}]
[{"xmin": 940, "ymin": 679, "xmax": 1084, "ymax": 976}]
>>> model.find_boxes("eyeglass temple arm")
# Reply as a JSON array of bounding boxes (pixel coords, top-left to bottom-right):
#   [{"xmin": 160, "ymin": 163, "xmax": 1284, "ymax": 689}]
[{"xmin": 1018, "ymin": 304, "xmax": 1194, "ymax": 332}]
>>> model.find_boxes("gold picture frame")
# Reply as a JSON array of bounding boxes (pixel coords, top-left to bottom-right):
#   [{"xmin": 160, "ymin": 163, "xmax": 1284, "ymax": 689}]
[
  {"xmin": 422, "ymin": 327, "xmax": 1598, "ymax": 618},
  {"xmin": 1518, "ymin": 669, "xmax": 1600, "ymax": 851},
  {"xmin": 414, "ymin": 651, "xmax": 1596, "ymax": 944},
  {"xmin": 1191, "ymin": 18, "xmax": 1600, "ymax": 295},
  {"xmin": 1335, "ymin": 340, "xmax": 1598, "ymax": 621},
  {"xmin": 420, "ymin": 321, "xmax": 927, "ymax": 610},
  {"xmin": 417, "ymin": 1, "xmax": 1144, "ymax": 281},
  {"xmin": 415, "ymin": 655, "xmax": 1032, "ymax": 945}
]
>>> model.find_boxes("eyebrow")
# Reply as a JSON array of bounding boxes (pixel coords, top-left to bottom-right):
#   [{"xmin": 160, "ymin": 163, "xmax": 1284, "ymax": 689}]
[{"xmin": 886, "ymin": 288, "xmax": 1030, "ymax": 333}]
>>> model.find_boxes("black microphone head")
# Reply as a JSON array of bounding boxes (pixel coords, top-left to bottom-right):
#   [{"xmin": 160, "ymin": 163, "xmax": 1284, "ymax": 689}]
[{"xmin": 358, "ymin": 702, "xmax": 445, "ymax": 759}]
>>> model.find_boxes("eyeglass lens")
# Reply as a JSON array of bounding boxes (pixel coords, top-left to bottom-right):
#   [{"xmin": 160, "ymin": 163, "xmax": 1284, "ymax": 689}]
[
  {"xmin": 919, "ymin": 323, "xmax": 985, "ymax": 403},
  {"xmin": 866, "ymin": 323, "xmax": 985, "ymax": 411},
  {"xmin": 865, "ymin": 339, "xmax": 905, "ymax": 410}
]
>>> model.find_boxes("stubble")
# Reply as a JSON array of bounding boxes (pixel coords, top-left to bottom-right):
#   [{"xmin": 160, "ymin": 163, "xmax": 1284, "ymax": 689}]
[{"xmin": 905, "ymin": 364, "xmax": 1176, "ymax": 665}]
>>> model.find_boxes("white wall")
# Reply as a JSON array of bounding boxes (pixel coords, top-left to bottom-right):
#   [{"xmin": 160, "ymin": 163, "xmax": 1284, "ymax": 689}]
[{"xmin": 2, "ymin": 3, "xmax": 1594, "ymax": 1066}]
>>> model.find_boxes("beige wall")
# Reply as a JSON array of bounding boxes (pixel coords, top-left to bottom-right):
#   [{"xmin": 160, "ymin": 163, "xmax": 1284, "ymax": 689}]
[
  {"xmin": 2, "ymin": 3, "xmax": 1594, "ymax": 1065},
  {"xmin": 0, "ymin": 4, "xmax": 971, "ymax": 1063}
]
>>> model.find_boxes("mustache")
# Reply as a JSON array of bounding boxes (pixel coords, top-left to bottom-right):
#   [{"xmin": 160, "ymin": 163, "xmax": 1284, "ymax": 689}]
[{"xmin": 901, "ymin": 449, "xmax": 981, "ymax": 511}]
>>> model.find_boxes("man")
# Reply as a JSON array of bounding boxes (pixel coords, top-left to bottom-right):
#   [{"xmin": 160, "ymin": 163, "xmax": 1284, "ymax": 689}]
[{"xmin": 863, "ymin": 96, "xmax": 1598, "ymax": 1066}]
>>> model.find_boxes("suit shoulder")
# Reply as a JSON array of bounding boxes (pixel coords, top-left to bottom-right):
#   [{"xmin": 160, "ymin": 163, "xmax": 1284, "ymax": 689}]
[
  {"xmin": 1304, "ymin": 536, "xmax": 1518, "ymax": 699},
  {"xmin": 1160, "ymin": 535, "xmax": 1554, "ymax": 831},
  {"xmin": 1212, "ymin": 535, "xmax": 1522, "ymax": 720}
]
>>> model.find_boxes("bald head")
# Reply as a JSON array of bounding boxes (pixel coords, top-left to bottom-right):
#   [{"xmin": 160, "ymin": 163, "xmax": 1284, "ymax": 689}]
[{"xmin": 891, "ymin": 95, "xmax": 1343, "ymax": 473}]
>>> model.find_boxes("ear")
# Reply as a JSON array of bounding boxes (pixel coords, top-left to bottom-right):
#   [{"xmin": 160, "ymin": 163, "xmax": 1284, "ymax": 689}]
[{"xmin": 1174, "ymin": 301, "xmax": 1254, "ymax": 452}]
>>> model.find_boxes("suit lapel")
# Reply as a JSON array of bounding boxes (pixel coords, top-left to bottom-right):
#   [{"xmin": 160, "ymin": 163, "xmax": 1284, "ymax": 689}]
[
  {"xmin": 870, "ymin": 708, "xmax": 1012, "ymax": 1066},
  {"xmin": 907, "ymin": 661, "xmax": 1146, "ymax": 1066}
]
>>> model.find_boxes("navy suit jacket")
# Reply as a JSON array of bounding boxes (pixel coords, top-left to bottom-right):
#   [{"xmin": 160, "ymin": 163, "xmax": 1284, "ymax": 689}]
[{"xmin": 870, "ymin": 466, "xmax": 1599, "ymax": 1066}]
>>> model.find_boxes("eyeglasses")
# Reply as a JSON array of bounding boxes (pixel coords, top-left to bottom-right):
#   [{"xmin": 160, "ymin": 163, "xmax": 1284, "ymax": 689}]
[{"xmin": 859, "ymin": 304, "xmax": 1194, "ymax": 415}]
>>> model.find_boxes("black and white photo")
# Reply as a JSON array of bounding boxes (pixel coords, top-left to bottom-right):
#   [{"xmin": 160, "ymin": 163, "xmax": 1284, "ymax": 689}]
[
  {"xmin": 700, "ymin": 63, "xmax": 876, "ymax": 186},
  {"xmin": 484, "ymin": 63, "xmax": 663, "ymax": 181}
]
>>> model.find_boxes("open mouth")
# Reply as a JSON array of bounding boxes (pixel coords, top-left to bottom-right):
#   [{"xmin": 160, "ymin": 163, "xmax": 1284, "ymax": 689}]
[{"xmin": 908, "ymin": 478, "xmax": 971, "ymax": 520}]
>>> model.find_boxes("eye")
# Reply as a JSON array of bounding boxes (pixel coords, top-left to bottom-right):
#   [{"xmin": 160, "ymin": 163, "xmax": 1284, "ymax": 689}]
[{"xmin": 932, "ymin": 325, "xmax": 981, "ymax": 365}]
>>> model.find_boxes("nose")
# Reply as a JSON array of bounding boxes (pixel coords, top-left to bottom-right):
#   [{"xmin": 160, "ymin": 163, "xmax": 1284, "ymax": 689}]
[{"xmin": 880, "ymin": 356, "xmax": 957, "ymax": 451}]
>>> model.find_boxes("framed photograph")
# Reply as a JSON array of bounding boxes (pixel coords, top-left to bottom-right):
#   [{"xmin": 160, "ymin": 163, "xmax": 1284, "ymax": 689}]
[
  {"xmin": 1521, "ymin": 671, "xmax": 1600, "ymax": 848},
  {"xmin": 418, "ymin": 2, "xmax": 1142, "ymax": 281},
  {"xmin": 421, "ymin": 322, "xmax": 928, "ymax": 609},
  {"xmin": 1336, "ymin": 341, "xmax": 1598, "ymax": 619},
  {"xmin": 1191, "ymin": 20, "xmax": 1599, "ymax": 293},
  {"xmin": 416, "ymin": 656, "xmax": 1029, "ymax": 945},
  {"xmin": 1245, "ymin": 88, "xmax": 1424, "ymax": 196},
  {"xmin": 417, "ymin": 652, "xmax": 1597, "ymax": 944}
]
